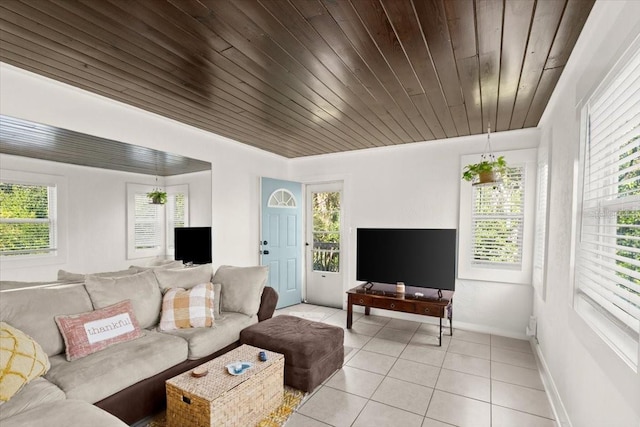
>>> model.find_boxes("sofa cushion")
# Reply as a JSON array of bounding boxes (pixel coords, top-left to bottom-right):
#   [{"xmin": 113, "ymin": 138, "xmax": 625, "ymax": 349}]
[
  {"xmin": 0, "ymin": 281, "xmax": 64, "ymax": 291},
  {"xmin": 161, "ymin": 312, "xmax": 257, "ymax": 360},
  {"xmin": 0, "ymin": 322, "xmax": 50, "ymax": 402},
  {"xmin": 1, "ymin": 399, "xmax": 128, "ymax": 427},
  {"xmin": 46, "ymin": 331, "xmax": 187, "ymax": 403},
  {"xmin": 213, "ymin": 265, "xmax": 268, "ymax": 316},
  {"xmin": 129, "ymin": 260, "xmax": 184, "ymax": 273},
  {"xmin": 0, "ymin": 283, "xmax": 93, "ymax": 357},
  {"xmin": 153, "ymin": 263, "xmax": 213, "ymax": 292},
  {"xmin": 0, "ymin": 377, "xmax": 65, "ymax": 421},
  {"xmin": 84, "ymin": 270, "xmax": 162, "ymax": 329},
  {"xmin": 55, "ymin": 300, "xmax": 143, "ymax": 361},
  {"xmin": 213, "ymin": 282, "xmax": 222, "ymax": 318},
  {"xmin": 159, "ymin": 283, "xmax": 215, "ymax": 331},
  {"xmin": 57, "ymin": 268, "xmax": 138, "ymax": 282}
]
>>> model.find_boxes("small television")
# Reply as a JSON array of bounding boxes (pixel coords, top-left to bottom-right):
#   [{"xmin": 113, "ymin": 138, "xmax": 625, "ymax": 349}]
[
  {"xmin": 174, "ymin": 227, "xmax": 212, "ymax": 265},
  {"xmin": 356, "ymin": 228, "xmax": 457, "ymax": 291}
]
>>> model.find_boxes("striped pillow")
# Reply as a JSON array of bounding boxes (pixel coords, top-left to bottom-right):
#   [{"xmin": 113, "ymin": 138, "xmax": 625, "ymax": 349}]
[{"xmin": 159, "ymin": 283, "xmax": 215, "ymax": 331}]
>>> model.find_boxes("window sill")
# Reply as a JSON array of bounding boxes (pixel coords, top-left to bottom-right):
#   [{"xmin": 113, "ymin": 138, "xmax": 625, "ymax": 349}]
[{"xmin": 575, "ymin": 293, "xmax": 638, "ymax": 372}]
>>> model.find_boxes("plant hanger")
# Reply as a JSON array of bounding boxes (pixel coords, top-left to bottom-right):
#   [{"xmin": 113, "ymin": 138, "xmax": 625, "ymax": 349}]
[
  {"xmin": 461, "ymin": 123, "xmax": 507, "ymax": 186},
  {"xmin": 147, "ymin": 155, "xmax": 167, "ymax": 205}
]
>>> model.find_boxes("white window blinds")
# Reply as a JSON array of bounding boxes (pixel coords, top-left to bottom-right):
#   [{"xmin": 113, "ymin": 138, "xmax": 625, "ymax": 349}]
[
  {"xmin": 0, "ymin": 182, "xmax": 56, "ymax": 256},
  {"xmin": 471, "ymin": 167, "xmax": 525, "ymax": 268},
  {"xmin": 574, "ymin": 46, "xmax": 640, "ymax": 368},
  {"xmin": 134, "ymin": 192, "xmax": 161, "ymax": 250},
  {"xmin": 166, "ymin": 185, "xmax": 189, "ymax": 250}
]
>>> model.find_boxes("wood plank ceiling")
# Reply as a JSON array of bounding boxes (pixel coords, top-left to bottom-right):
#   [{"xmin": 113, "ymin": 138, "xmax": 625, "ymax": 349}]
[
  {"xmin": 0, "ymin": 0, "xmax": 595, "ymax": 158},
  {"xmin": 0, "ymin": 115, "xmax": 211, "ymax": 176}
]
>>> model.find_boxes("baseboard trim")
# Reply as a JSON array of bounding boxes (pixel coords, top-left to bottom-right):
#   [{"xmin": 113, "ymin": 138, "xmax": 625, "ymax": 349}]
[
  {"xmin": 530, "ymin": 338, "xmax": 572, "ymax": 427},
  {"xmin": 353, "ymin": 306, "xmax": 528, "ymax": 339}
]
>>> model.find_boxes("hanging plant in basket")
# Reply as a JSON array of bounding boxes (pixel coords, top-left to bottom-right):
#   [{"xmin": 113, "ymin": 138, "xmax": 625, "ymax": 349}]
[
  {"xmin": 147, "ymin": 189, "xmax": 167, "ymax": 205},
  {"xmin": 461, "ymin": 123, "xmax": 507, "ymax": 185},
  {"xmin": 462, "ymin": 156, "xmax": 507, "ymax": 184}
]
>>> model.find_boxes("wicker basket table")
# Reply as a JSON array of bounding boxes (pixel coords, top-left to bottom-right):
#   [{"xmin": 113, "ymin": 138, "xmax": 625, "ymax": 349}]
[{"xmin": 166, "ymin": 344, "xmax": 284, "ymax": 427}]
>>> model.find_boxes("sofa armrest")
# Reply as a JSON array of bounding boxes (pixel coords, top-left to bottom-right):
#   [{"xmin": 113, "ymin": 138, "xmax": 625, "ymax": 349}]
[{"xmin": 257, "ymin": 286, "xmax": 278, "ymax": 321}]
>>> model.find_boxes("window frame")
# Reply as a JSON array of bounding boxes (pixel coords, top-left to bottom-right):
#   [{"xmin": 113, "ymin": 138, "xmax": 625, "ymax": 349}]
[
  {"xmin": 572, "ymin": 43, "xmax": 640, "ymax": 370},
  {"xmin": 458, "ymin": 148, "xmax": 538, "ymax": 284},
  {"xmin": 126, "ymin": 183, "xmax": 165, "ymax": 259},
  {"xmin": 0, "ymin": 169, "xmax": 67, "ymax": 268},
  {"xmin": 310, "ymin": 189, "xmax": 342, "ymax": 274},
  {"xmin": 166, "ymin": 184, "xmax": 190, "ymax": 254}
]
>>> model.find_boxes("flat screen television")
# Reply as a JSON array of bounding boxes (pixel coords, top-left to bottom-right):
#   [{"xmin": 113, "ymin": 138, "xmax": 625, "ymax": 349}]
[
  {"xmin": 356, "ymin": 228, "xmax": 457, "ymax": 291},
  {"xmin": 174, "ymin": 227, "xmax": 212, "ymax": 265}
]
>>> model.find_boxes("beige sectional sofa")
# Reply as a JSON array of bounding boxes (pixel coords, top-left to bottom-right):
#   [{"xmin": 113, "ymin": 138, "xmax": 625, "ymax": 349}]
[{"xmin": 0, "ymin": 263, "xmax": 277, "ymax": 426}]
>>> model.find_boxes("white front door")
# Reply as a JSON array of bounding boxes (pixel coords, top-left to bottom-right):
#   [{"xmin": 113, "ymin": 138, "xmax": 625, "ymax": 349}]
[{"xmin": 305, "ymin": 182, "xmax": 343, "ymax": 308}]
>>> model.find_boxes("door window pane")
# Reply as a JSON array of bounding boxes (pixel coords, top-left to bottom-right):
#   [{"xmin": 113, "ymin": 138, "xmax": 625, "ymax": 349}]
[{"xmin": 312, "ymin": 192, "xmax": 340, "ymax": 272}]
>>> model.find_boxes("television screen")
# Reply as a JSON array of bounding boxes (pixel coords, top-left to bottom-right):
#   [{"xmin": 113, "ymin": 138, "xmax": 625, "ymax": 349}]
[
  {"xmin": 174, "ymin": 227, "xmax": 212, "ymax": 265},
  {"xmin": 356, "ymin": 228, "xmax": 457, "ymax": 291}
]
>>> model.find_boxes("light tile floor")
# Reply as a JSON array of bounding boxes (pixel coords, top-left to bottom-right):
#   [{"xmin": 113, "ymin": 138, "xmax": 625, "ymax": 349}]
[{"xmin": 276, "ymin": 303, "xmax": 556, "ymax": 427}]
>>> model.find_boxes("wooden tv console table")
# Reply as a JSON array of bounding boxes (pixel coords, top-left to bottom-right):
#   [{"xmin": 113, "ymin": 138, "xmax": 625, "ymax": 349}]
[{"xmin": 347, "ymin": 284, "xmax": 453, "ymax": 346}]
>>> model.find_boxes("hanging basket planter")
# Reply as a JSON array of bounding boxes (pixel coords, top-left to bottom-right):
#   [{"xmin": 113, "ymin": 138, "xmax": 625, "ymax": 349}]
[
  {"xmin": 477, "ymin": 170, "xmax": 500, "ymax": 184},
  {"xmin": 461, "ymin": 124, "xmax": 507, "ymax": 186},
  {"xmin": 147, "ymin": 189, "xmax": 167, "ymax": 205}
]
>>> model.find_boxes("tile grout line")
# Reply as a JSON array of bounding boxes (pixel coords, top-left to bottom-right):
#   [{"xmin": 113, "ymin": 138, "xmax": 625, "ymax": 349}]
[{"xmin": 490, "ymin": 335, "xmax": 493, "ymax": 427}]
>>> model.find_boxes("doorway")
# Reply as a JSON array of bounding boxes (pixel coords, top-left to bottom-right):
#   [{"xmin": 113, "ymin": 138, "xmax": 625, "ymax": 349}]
[
  {"xmin": 260, "ymin": 177, "xmax": 303, "ymax": 309},
  {"xmin": 305, "ymin": 182, "xmax": 344, "ymax": 308}
]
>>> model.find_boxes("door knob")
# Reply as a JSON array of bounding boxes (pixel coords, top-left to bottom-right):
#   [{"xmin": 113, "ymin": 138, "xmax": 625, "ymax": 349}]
[{"xmin": 263, "ymin": 250, "xmax": 270, "ymax": 255}]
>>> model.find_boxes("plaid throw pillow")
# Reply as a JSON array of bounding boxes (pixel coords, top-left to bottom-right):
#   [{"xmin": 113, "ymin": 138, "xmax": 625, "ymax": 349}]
[
  {"xmin": 55, "ymin": 300, "xmax": 143, "ymax": 361},
  {"xmin": 159, "ymin": 282, "xmax": 215, "ymax": 331}
]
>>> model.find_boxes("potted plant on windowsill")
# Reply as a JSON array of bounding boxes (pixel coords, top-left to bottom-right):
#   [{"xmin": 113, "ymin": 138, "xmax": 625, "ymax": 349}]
[
  {"xmin": 147, "ymin": 189, "xmax": 167, "ymax": 205},
  {"xmin": 461, "ymin": 155, "xmax": 507, "ymax": 184}
]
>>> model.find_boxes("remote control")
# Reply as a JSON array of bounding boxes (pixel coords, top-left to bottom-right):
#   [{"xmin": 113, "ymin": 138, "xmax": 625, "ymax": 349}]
[{"xmin": 259, "ymin": 351, "xmax": 267, "ymax": 361}]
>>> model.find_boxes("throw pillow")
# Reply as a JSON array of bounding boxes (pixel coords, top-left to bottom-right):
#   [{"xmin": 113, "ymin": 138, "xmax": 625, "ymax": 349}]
[
  {"xmin": 84, "ymin": 270, "xmax": 162, "ymax": 329},
  {"xmin": 212, "ymin": 265, "xmax": 268, "ymax": 317},
  {"xmin": 153, "ymin": 264, "xmax": 213, "ymax": 293},
  {"xmin": 54, "ymin": 300, "xmax": 143, "ymax": 361},
  {"xmin": 0, "ymin": 322, "xmax": 50, "ymax": 402},
  {"xmin": 159, "ymin": 283, "xmax": 215, "ymax": 331}
]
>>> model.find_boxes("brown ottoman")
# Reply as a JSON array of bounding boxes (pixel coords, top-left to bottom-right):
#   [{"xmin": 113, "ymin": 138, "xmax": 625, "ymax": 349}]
[{"xmin": 239, "ymin": 315, "xmax": 344, "ymax": 392}]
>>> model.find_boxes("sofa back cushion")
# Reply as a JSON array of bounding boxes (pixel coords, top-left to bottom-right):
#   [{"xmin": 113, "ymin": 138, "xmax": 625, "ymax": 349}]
[
  {"xmin": 84, "ymin": 270, "xmax": 162, "ymax": 329},
  {"xmin": 57, "ymin": 268, "xmax": 138, "ymax": 282},
  {"xmin": 213, "ymin": 265, "xmax": 268, "ymax": 316},
  {"xmin": 153, "ymin": 264, "xmax": 213, "ymax": 293},
  {"xmin": 129, "ymin": 260, "xmax": 184, "ymax": 273},
  {"xmin": 0, "ymin": 283, "xmax": 93, "ymax": 356}
]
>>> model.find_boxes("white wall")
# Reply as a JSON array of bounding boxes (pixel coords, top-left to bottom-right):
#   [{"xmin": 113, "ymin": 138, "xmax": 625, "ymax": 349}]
[
  {"xmin": 0, "ymin": 63, "xmax": 289, "ymax": 272},
  {"xmin": 536, "ymin": 1, "xmax": 640, "ymax": 426},
  {"xmin": 290, "ymin": 129, "xmax": 539, "ymax": 337}
]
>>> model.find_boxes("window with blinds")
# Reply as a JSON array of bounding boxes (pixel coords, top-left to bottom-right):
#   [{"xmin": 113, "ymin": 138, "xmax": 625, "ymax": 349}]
[
  {"xmin": 574, "ymin": 45, "xmax": 640, "ymax": 368},
  {"xmin": 127, "ymin": 183, "xmax": 189, "ymax": 259},
  {"xmin": 471, "ymin": 167, "xmax": 525, "ymax": 268},
  {"xmin": 133, "ymin": 192, "xmax": 161, "ymax": 250},
  {"xmin": 166, "ymin": 186, "xmax": 189, "ymax": 251},
  {"xmin": 0, "ymin": 182, "xmax": 56, "ymax": 256},
  {"xmin": 533, "ymin": 155, "xmax": 550, "ymax": 299}
]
